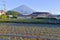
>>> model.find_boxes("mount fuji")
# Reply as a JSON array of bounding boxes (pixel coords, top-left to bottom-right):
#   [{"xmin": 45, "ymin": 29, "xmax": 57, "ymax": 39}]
[{"xmin": 12, "ymin": 5, "xmax": 36, "ymax": 15}]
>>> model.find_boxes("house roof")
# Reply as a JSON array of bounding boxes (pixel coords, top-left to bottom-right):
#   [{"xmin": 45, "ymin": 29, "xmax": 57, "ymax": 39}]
[
  {"xmin": 29, "ymin": 12, "xmax": 51, "ymax": 17},
  {"xmin": 17, "ymin": 14, "xmax": 31, "ymax": 17},
  {"xmin": 57, "ymin": 15, "xmax": 60, "ymax": 17},
  {"xmin": 0, "ymin": 10, "xmax": 5, "ymax": 12},
  {"xmin": 32, "ymin": 12, "xmax": 50, "ymax": 14},
  {"xmin": 17, "ymin": 12, "xmax": 51, "ymax": 16},
  {"xmin": 48, "ymin": 15, "xmax": 60, "ymax": 18}
]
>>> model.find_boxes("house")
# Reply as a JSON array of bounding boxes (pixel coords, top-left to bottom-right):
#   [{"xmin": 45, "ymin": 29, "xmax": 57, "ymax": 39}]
[
  {"xmin": 17, "ymin": 14, "xmax": 31, "ymax": 19},
  {"xmin": 30, "ymin": 12, "xmax": 52, "ymax": 18},
  {"xmin": 17, "ymin": 12, "xmax": 60, "ymax": 19},
  {"xmin": 48, "ymin": 15, "xmax": 57, "ymax": 18},
  {"xmin": 53, "ymin": 15, "xmax": 60, "ymax": 19},
  {"xmin": 0, "ymin": 10, "xmax": 5, "ymax": 16},
  {"xmin": 57, "ymin": 15, "xmax": 60, "ymax": 19},
  {"xmin": 8, "ymin": 15, "xmax": 13, "ymax": 18}
]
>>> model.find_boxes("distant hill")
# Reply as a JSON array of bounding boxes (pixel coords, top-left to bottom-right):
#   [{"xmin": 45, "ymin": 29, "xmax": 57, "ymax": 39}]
[{"xmin": 12, "ymin": 5, "xmax": 36, "ymax": 15}]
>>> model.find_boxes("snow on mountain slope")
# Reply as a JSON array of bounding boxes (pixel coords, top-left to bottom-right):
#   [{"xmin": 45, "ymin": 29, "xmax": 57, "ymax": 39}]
[{"xmin": 12, "ymin": 5, "xmax": 36, "ymax": 15}]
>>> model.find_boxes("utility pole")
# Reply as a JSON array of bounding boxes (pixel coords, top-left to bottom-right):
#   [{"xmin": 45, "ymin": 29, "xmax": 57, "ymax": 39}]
[
  {"xmin": 0, "ymin": 0, "xmax": 6, "ymax": 15},
  {"xmin": 2, "ymin": 0, "xmax": 6, "ymax": 15},
  {"xmin": 3, "ymin": 0, "xmax": 6, "ymax": 11}
]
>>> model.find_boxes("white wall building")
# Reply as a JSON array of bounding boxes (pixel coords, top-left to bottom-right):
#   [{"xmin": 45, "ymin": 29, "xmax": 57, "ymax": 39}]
[{"xmin": 0, "ymin": 10, "xmax": 5, "ymax": 16}]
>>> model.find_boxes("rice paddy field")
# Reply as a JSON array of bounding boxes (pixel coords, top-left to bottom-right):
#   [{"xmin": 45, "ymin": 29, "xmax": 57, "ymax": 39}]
[{"xmin": 0, "ymin": 23, "xmax": 60, "ymax": 40}]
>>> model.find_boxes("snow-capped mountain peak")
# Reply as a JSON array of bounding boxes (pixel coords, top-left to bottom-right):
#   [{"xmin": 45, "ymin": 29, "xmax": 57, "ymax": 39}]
[{"xmin": 12, "ymin": 5, "xmax": 36, "ymax": 15}]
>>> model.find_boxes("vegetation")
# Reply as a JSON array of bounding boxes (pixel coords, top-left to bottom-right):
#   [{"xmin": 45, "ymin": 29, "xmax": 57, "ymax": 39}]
[
  {"xmin": 0, "ymin": 18, "xmax": 60, "ymax": 24},
  {"xmin": 0, "ymin": 10, "xmax": 59, "ymax": 23},
  {"xmin": 0, "ymin": 14, "xmax": 7, "ymax": 19},
  {"xmin": 0, "ymin": 11, "xmax": 60, "ymax": 40},
  {"xmin": 6, "ymin": 10, "xmax": 20, "ymax": 18},
  {"xmin": 0, "ymin": 25, "xmax": 59, "ymax": 40},
  {"xmin": 0, "ymin": 10, "xmax": 20, "ymax": 19}
]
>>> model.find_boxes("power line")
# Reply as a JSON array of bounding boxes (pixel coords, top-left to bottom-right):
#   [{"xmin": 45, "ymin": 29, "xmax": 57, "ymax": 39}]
[{"xmin": 3, "ymin": 0, "xmax": 6, "ymax": 11}]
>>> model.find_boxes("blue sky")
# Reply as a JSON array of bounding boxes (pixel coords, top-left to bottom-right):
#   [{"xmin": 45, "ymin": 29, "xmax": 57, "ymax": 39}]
[{"xmin": 0, "ymin": 0, "xmax": 60, "ymax": 15}]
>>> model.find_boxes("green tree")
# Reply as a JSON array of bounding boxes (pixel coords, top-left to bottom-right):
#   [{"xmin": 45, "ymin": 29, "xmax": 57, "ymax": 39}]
[
  {"xmin": 6, "ymin": 10, "xmax": 20, "ymax": 17},
  {"xmin": 0, "ymin": 15, "xmax": 7, "ymax": 19}
]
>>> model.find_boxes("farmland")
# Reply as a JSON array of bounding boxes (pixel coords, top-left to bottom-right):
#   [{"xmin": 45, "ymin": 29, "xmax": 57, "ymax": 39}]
[{"xmin": 0, "ymin": 23, "xmax": 60, "ymax": 40}]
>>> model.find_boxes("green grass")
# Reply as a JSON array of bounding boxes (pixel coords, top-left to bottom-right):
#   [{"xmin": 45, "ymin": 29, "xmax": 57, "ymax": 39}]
[
  {"xmin": 0, "ymin": 18, "xmax": 46, "ymax": 23},
  {"xmin": 0, "ymin": 18, "xmax": 60, "ymax": 23}
]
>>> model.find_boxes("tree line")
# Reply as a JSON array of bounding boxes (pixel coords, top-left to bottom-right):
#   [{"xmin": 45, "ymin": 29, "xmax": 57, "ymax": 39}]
[{"xmin": 0, "ymin": 10, "xmax": 20, "ymax": 19}]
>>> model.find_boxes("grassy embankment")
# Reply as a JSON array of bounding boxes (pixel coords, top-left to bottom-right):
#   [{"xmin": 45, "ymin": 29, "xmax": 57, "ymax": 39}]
[{"xmin": 0, "ymin": 18, "xmax": 60, "ymax": 23}]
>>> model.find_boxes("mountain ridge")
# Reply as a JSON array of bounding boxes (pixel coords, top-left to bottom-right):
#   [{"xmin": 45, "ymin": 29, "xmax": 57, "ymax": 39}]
[{"xmin": 12, "ymin": 5, "xmax": 36, "ymax": 15}]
